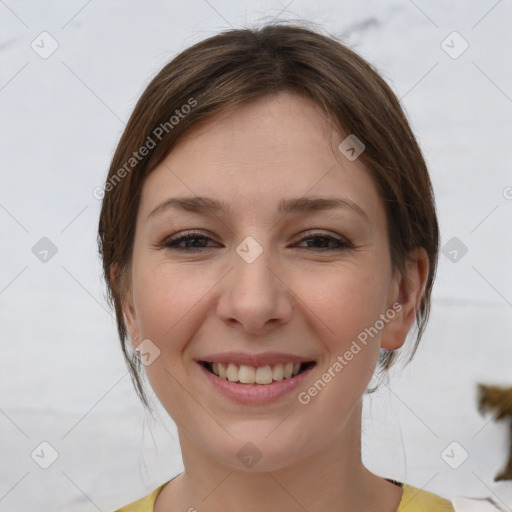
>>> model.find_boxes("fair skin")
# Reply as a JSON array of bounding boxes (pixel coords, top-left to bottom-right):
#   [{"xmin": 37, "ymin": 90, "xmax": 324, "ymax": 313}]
[{"xmin": 121, "ymin": 91, "xmax": 429, "ymax": 512}]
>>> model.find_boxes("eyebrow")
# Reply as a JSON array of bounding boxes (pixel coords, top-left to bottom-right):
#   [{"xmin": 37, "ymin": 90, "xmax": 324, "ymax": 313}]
[{"xmin": 148, "ymin": 195, "xmax": 369, "ymax": 221}]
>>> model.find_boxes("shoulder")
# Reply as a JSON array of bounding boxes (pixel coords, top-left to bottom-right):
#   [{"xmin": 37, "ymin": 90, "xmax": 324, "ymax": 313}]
[
  {"xmin": 399, "ymin": 483, "xmax": 455, "ymax": 512},
  {"xmin": 114, "ymin": 479, "xmax": 455, "ymax": 512},
  {"xmin": 114, "ymin": 482, "xmax": 167, "ymax": 512}
]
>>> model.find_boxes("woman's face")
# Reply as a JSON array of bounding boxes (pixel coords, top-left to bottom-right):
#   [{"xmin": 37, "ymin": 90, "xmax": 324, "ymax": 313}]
[{"xmin": 122, "ymin": 91, "xmax": 411, "ymax": 471}]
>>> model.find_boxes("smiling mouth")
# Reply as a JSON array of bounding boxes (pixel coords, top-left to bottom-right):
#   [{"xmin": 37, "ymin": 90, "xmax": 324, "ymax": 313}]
[{"xmin": 200, "ymin": 361, "xmax": 316, "ymax": 385}]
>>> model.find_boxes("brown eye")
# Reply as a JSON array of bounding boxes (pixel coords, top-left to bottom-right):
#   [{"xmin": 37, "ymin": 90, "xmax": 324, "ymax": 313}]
[
  {"xmin": 163, "ymin": 232, "xmax": 220, "ymax": 251},
  {"xmin": 295, "ymin": 232, "xmax": 352, "ymax": 250}
]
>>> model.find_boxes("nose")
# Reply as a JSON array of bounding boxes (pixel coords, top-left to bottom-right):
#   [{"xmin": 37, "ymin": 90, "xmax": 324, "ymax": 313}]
[{"xmin": 216, "ymin": 243, "xmax": 294, "ymax": 335}]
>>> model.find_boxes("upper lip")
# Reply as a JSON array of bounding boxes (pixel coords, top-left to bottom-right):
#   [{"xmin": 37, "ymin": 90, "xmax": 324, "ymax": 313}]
[{"xmin": 196, "ymin": 352, "xmax": 316, "ymax": 367}]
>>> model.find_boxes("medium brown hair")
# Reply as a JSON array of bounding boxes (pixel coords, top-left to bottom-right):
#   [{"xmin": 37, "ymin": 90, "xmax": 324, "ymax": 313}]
[{"xmin": 98, "ymin": 23, "xmax": 439, "ymax": 408}]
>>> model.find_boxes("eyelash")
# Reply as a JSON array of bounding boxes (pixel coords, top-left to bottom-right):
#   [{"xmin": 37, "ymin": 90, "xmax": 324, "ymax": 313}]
[{"xmin": 160, "ymin": 230, "xmax": 352, "ymax": 252}]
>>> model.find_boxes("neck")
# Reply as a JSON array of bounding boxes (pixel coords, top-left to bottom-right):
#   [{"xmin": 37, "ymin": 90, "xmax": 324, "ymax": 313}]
[{"xmin": 155, "ymin": 400, "xmax": 402, "ymax": 512}]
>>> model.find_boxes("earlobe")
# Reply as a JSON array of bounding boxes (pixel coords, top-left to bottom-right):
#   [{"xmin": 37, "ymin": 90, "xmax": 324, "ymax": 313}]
[
  {"xmin": 381, "ymin": 247, "xmax": 429, "ymax": 351},
  {"xmin": 122, "ymin": 295, "xmax": 140, "ymax": 350},
  {"xmin": 111, "ymin": 264, "xmax": 140, "ymax": 349}
]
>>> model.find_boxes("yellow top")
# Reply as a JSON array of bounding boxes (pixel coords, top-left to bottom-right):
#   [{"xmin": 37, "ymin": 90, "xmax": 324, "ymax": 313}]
[{"xmin": 114, "ymin": 478, "xmax": 454, "ymax": 512}]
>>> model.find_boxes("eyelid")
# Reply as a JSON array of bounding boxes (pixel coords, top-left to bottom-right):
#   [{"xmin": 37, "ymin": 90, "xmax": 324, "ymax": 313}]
[{"xmin": 297, "ymin": 229, "xmax": 350, "ymax": 242}]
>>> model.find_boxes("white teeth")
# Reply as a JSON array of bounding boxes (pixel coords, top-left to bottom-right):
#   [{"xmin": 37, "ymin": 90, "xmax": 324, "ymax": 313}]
[
  {"xmin": 272, "ymin": 364, "xmax": 284, "ymax": 381},
  {"xmin": 284, "ymin": 362, "xmax": 294, "ymax": 379},
  {"xmin": 226, "ymin": 363, "xmax": 239, "ymax": 382},
  {"xmin": 255, "ymin": 365, "xmax": 273, "ymax": 384},
  {"xmin": 211, "ymin": 361, "xmax": 307, "ymax": 385},
  {"xmin": 238, "ymin": 365, "xmax": 255, "ymax": 384}
]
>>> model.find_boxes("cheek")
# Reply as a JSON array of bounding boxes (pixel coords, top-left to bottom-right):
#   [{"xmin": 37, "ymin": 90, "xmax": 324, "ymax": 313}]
[
  {"xmin": 302, "ymin": 265, "xmax": 389, "ymax": 351},
  {"xmin": 292, "ymin": 269, "xmax": 387, "ymax": 426},
  {"xmin": 130, "ymin": 265, "xmax": 210, "ymax": 413},
  {"xmin": 132, "ymin": 263, "xmax": 211, "ymax": 344}
]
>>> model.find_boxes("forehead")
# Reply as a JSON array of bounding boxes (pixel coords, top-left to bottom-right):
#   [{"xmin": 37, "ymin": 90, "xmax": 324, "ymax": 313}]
[{"xmin": 139, "ymin": 91, "xmax": 384, "ymax": 224}]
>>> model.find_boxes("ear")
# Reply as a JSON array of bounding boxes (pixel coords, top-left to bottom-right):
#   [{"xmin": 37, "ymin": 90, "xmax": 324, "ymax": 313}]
[
  {"xmin": 381, "ymin": 247, "xmax": 430, "ymax": 351},
  {"xmin": 111, "ymin": 265, "xmax": 140, "ymax": 350}
]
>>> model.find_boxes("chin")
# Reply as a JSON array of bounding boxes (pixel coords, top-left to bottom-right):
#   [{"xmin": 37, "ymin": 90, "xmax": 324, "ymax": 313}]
[{"xmin": 201, "ymin": 430, "xmax": 314, "ymax": 474}]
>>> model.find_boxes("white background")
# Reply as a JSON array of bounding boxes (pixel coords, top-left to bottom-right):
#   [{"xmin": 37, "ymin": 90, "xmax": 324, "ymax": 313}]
[{"xmin": 0, "ymin": 1, "xmax": 511, "ymax": 511}]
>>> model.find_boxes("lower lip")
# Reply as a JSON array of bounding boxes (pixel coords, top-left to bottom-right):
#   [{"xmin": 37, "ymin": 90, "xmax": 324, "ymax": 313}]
[{"xmin": 198, "ymin": 363, "xmax": 315, "ymax": 404}]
